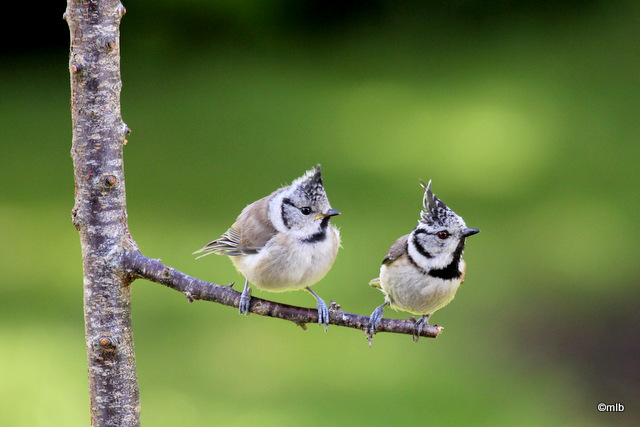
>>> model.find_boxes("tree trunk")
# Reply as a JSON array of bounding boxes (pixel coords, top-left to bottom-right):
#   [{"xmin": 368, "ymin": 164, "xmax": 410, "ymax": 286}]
[{"xmin": 66, "ymin": 1, "xmax": 140, "ymax": 425}]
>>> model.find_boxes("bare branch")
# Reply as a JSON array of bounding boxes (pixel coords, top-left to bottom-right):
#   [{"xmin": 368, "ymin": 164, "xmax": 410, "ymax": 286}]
[{"xmin": 123, "ymin": 251, "xmax": 443, "ymax": 340}]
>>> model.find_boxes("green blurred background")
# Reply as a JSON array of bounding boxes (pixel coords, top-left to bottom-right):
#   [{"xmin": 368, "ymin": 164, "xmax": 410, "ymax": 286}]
[{"xmin": 1, "ymin": 0, "xmax": 638, "ymax": 425}]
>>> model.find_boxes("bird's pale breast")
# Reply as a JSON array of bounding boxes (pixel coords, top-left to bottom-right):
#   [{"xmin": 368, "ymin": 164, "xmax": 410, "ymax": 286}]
[{"xmin": 380, "ymin": 255, "xmax": 463, "ymax": 315}]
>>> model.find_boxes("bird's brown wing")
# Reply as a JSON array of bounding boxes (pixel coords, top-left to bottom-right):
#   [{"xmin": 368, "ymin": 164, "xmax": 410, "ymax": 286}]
[
  {"xmin": 194, "ymin": 193, "xmax": 278, "ymax": 257},
  {"xmin": 233, "ymin": 194, "xmax": 278, "ymax": 254},
  {"xmin": 382, "ymin": 234, "xmax": 409, "ymax": 265},
  {"xmin": 369, "ymin": 234, "xmax": 410, "ymax": 288}
]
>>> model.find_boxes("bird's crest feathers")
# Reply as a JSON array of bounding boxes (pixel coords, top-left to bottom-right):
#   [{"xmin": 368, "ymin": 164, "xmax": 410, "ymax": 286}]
[
  {"xmin": 418, "ymin": 179, "xmax": 464, "ymax": 230},
  {"xmin": 290, "ymin": 164, "xmax": 325, "ymax": 204}
]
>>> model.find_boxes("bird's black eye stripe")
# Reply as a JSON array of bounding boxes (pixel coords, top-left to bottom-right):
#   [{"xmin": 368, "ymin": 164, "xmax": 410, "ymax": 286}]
[
  {"xmin": 281, "ymin": 198, "xmax": 297, "ymax": 228},
  {"xmin": 411, "ymin": 234, "xmax": 433, "ymax": 259},
  {"xmin": 414, "ymin": 229, "xmax": 450, "ymax": 239},
  {"xmin": 283, "ymin": 198, "xmax": 312, "ymax": 216}
]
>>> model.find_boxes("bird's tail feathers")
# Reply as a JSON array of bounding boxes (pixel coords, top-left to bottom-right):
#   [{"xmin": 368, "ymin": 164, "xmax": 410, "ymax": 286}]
[
  {"xmin": 368, "ymin": 277, "xmax": 381, "ymax": 289},
  {"xmin": 193, "ymin": 228, "xmax": 243, "ymax": 258}
]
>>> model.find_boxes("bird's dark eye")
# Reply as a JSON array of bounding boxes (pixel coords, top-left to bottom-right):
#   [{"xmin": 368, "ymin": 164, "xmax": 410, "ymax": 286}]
[
  {"xmin": 437, "ymin": 231, "xmax": 449, "ymax": 239},
  {"xmin": 300, "ymin": 207, "xmax": 312, "ymax": 215}
]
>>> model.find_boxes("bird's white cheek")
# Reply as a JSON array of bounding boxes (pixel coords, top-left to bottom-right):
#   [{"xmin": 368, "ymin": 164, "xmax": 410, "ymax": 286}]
[
  {"xmin": 267, "ymin": 191, "xmax": 290, "ymax": 233},
  {"xmin": 407, "ymin": 239, "xmax": 452, "ymax": 271}
]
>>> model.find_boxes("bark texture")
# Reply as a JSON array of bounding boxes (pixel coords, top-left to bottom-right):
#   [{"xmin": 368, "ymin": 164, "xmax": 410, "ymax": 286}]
[
  {"xmin": 124, "ymin": 252, "xmax": 443, "ymax": 339},
  {"xmin": 66, "ymin": 1, "xmax": 140, "ymax": 426}
]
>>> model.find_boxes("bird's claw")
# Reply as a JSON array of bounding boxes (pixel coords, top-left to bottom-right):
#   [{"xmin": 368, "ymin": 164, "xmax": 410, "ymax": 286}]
[
  {"xmin": 317, "ymin": 298, "xmax": 330, "ymax": 331},
  {"xmin": 239, "ymin": 280, "xmax": 251, "ymax": 316},
  {"xmin": 368, "ymin": 306, "xmax": 384, "ymax": 335},
  {"xmin": 306, "ymin": 287, "xmax": 330, "ymax": 330},
  {"xmin": 366, "ymin": 302, "xmax": 388, "ymax": 347},
  {"xmin": 412, "ymin": 315, "xmax": 429, "ymax": 342}
]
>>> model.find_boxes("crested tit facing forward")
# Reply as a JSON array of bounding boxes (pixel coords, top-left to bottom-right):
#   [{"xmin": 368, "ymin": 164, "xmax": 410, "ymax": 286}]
[
  {"xmin": 194, "ymin": 165, "xmax": 341, "ymax": 328},
  {"xmin": 368, "ymin": 180, "xmax": 479, "ymax": 341}
]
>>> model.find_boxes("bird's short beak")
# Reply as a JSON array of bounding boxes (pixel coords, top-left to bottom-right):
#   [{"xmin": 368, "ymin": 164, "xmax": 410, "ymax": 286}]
[
  {"xmin": 461, "ymin": 228, "xmax": 480, "ymax": 237},
  {"xmin": 314, "ymin": 209, "xmax": 341, "ymax": 220}
]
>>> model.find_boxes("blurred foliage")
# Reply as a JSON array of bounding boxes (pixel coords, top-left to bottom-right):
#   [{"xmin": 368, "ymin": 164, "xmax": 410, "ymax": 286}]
[{"xmin": 1, "ymin": 1, "xmax": 638, "ymax": 425}]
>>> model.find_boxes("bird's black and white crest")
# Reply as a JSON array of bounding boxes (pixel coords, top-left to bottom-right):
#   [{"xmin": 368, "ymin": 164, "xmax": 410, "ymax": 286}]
[
  {"xmin": 291, "ymin": 164, "xmax": 326, "ymax": 204},
  {"xmin": 419, "ymin": 180, "xmax": 466, "ymax": 230}
]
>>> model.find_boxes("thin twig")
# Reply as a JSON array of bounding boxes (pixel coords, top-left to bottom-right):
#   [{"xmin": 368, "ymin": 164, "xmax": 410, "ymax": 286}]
[{"xmin": 123, "ymin": 251, "xmax": 442, "ymax": 341}]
